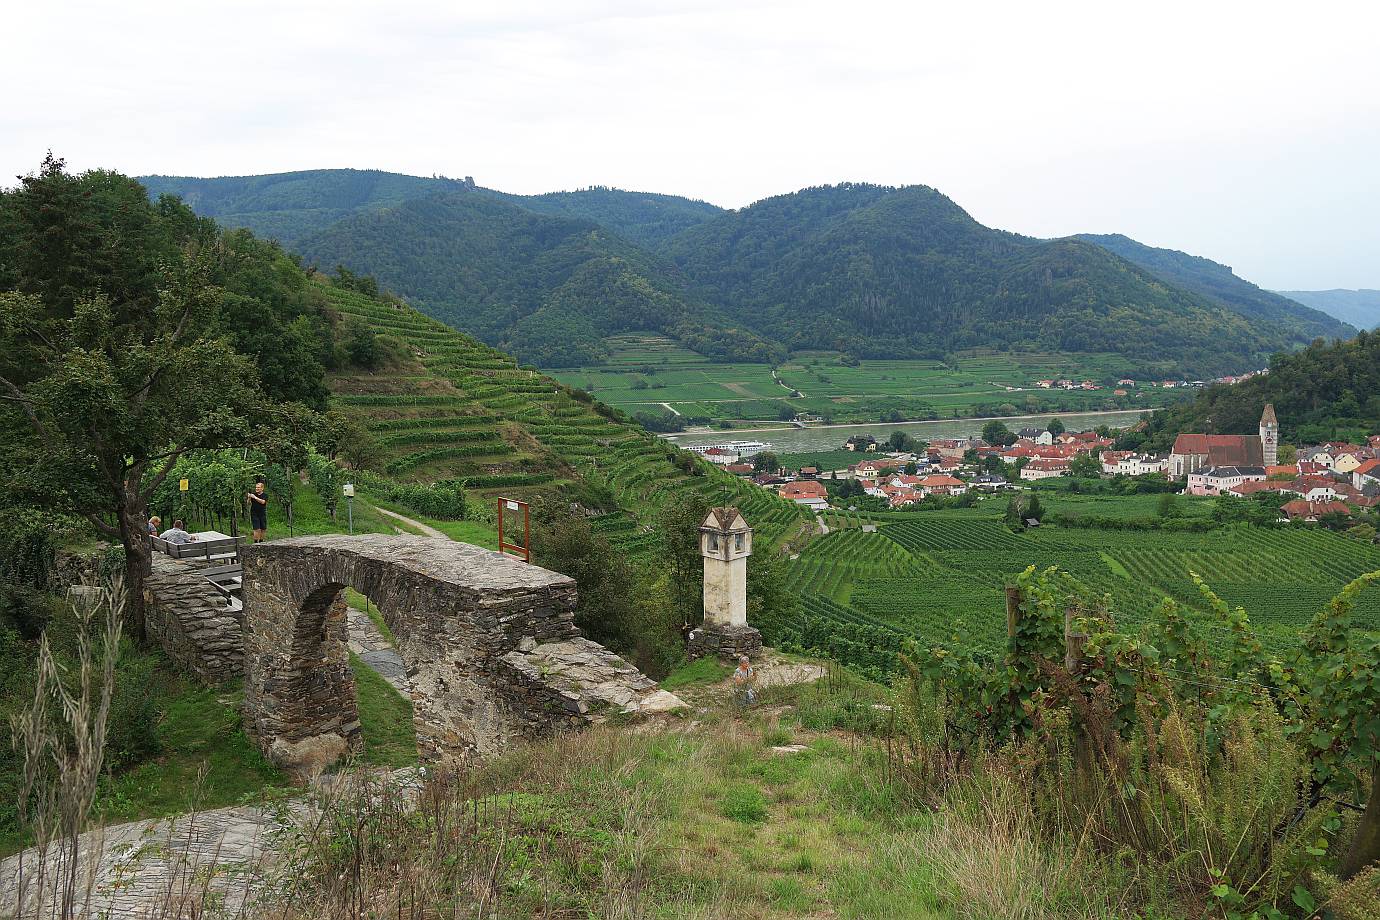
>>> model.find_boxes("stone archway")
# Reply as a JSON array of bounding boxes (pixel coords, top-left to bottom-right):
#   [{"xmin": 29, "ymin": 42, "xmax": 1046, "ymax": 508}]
[{"xmin": 240, "ymin": 535, "xmax": 676, "ymax": 777}]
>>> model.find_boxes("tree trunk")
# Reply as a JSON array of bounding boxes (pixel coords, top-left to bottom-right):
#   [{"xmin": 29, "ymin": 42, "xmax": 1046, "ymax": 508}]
[
  {"xmin": 1340, "ymin": 762, "xmax": 1380, "ymax": 879},
  {"xmin": 117, "ymin": 483, "xmax": 151, "ymax": 644}
]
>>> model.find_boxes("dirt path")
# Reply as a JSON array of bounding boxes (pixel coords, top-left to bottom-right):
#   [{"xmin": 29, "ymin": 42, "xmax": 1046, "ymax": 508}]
[{"xmin": 374, "ymin": 506, "xmax": 447, "ymax": 539}]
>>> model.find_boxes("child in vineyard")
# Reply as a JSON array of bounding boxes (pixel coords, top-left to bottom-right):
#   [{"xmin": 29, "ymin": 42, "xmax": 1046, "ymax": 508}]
[{"xmin": 247, "ymin": 478, "xmax": 269, "ymax": 543}]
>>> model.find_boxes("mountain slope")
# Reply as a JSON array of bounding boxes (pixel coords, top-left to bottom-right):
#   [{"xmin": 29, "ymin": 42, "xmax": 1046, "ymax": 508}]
[
  {"xmin": 140, "ymin": 170, "xmax": 722, "ymax": 248},
  {"xmin": 660, "ymin": 183, "xmax": 1294, "ymax": 376},
  {"xmin": 317, "ymin": 278, "xmax": 808, "ymax": 550},
  {"xmin": 297, "ymin": 192, "xmax": 778, "ymax": 367},
  {"xmin": 1277, "ymin": 289, "xmax": 1380, "ymax": 331},
  {"xmin": 1077, "ymin": 233, "xmax": 1354, "ymax": 342}
]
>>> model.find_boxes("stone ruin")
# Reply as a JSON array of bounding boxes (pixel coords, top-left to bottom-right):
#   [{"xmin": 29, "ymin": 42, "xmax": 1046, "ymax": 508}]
[{"xmin": 143, "ymin": 534, "xmax": 684, "ymax": 778}]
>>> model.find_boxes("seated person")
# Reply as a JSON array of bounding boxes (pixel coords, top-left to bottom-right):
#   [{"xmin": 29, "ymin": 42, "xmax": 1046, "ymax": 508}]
[
  {"xmin": 158, "ymin": 520, "xmax": 197, "ymax": 545},
  {"xmin": 147, "ymin": 515, "xmax": 162, "ymax": 535}
]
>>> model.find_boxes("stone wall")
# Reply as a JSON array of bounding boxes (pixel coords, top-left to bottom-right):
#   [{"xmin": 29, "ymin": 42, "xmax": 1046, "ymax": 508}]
[{"xmin": 144, "ymin": 555, "xmax": 244, "ymax": 683}]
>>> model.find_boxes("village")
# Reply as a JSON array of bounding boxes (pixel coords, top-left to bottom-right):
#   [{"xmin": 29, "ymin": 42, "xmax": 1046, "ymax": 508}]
[{"xmin": 690, "ymin": 404, "xmax": 1380, "ymax": 525}]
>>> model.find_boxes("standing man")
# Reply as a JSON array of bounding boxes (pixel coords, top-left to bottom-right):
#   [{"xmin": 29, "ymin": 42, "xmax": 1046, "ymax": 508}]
[{"xmin": 247, "ymin": 477, "xmax": 269, "ymax": 544}]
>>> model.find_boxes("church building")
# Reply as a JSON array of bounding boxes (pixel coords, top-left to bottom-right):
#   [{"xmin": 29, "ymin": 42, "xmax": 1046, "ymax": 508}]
[{"xmin": 1168, "ymin": 404, "xmax": 1278, "ymax": 478}]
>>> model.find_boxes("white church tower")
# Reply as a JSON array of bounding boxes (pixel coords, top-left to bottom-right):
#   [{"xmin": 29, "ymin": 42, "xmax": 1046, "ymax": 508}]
[
  {"xmin": 687, "ymin": 507, "xmax": 763, "ymax": 660},
  {"xmin": 1260, "ymin": 403, "xmax": 1278, "ymax": 468}
]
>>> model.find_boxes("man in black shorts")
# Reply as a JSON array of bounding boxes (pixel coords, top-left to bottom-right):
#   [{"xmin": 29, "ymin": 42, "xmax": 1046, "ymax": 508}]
[{"xmin": 247, "ymin": 477, "xmax": 268, "ymax": 543}]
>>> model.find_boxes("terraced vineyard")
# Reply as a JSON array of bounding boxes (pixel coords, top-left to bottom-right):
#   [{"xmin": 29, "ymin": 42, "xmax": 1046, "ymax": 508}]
[
  {"xmin": 322, "ymin": 283, "xmax": 810, "ymax": 545},
  {"xmin": 782, "ymin": 506, "xmax": 1380, "ymax": 668}
]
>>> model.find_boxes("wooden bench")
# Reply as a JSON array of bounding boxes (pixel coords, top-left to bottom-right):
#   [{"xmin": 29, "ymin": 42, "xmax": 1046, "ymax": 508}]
[
  {"xmin": 201, "ymin": 562, "xmax": 243, "ymax": 601},
  {"xmin": 157, "ymin": 536, "xmax": 243, "ymax": 563}
]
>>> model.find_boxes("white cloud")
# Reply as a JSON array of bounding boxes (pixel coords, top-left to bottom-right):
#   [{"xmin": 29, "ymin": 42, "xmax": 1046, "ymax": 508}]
[{"xmin": 3, "ymin": 0, "xmax": 1377, "ymax": 288}]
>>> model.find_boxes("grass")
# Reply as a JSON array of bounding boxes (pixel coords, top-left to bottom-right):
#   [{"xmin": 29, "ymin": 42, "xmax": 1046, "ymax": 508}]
[
  {"xmin": 89, "ymin": 680, "xmax": 291, "ymax": 834},
  {"xmin": 661, "ymin": 656, "xmax": 733, "ymax": 689},
  {"xmin": 349, "ymin": 653, "xmax": 418, "ymax": 768}
]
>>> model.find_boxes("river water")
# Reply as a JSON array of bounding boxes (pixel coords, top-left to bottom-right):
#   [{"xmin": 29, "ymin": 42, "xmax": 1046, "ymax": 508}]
[{"xmin": 662, "ymin": 408, "xmax": 1148, "ymax": 453}]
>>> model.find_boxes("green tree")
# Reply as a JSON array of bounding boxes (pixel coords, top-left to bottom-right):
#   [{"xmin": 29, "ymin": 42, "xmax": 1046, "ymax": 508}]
[
  {"xmin": 1069, "ymin": 453, "xmax": 1101, "ymax": 478},
  {"xmin": 1046, "ymin": 418, "xmax": 1066, "ymax": 437},
  {"xmin": 751, "ymin": 450, "xmax": 779, "ymax": 473},
  {"xmin": 982, "ymin": 420, "xmax": 1015, "ymax": 446},
  {"xmin": 655, "ymin": 491, "xmax": 711, "ymax": 627}
]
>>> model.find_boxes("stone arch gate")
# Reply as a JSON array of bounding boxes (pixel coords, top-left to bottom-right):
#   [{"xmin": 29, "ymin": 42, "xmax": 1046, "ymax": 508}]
[{"xmin": 240, "ymin": 535, "xmax": 681, "ymax": 776}]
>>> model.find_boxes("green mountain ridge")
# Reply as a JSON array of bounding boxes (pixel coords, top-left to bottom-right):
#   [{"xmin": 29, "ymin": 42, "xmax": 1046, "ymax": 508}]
[
  {"xmin": 1076, "ymin": 233, "xmax": 1354, "ymax": 342},
  {"xmin": 1276, "ymin": 289, "xmax": 1380, "ymax": 331},
  {"xmin": 661, "ymin": 183, "xmax": 1293, "ymax": 375}
]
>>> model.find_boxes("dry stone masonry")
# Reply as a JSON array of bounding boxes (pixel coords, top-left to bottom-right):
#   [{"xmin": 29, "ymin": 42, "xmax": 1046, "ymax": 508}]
[
  {"xmin": 240, "ymin": 535, "xmax": 684, "ymax": 778},
  {"xmin": 144, "ymin": 554, "xmax": 244, "ymax": 682}
]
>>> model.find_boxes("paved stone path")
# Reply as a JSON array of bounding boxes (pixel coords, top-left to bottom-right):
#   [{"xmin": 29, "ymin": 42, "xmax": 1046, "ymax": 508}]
[{"xmin": 346, "ymin": 602, "xmax": 410, "ymax": 694}]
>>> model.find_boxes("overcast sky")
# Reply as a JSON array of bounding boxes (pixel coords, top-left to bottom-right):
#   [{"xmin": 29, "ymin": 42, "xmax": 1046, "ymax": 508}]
[{"xmin": 4, "ymin": 0, "xmax": 1378, "ymax": 289}]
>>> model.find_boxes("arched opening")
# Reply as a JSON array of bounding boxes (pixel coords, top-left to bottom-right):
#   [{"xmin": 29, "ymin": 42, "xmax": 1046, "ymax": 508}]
[{"xmin": 342, "ymin": 588, "xmax": 418, "ymax": 768}]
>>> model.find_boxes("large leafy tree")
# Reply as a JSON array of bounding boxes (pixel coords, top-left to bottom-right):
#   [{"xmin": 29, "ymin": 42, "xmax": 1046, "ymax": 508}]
[{"xmin": 0, "ymin": 157, "xmax": 306, "ymax": 638}]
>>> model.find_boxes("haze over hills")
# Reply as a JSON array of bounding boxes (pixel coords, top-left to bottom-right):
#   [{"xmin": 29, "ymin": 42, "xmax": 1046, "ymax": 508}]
[
  {"xmin": 1276, "ymin": 289, "xmax": 1380, "ymax": 331},
  {"xmin": 1075, "ymin": 233, "xmax": 1353, "ymax": 342},
  {"xmin": 142, "ymin": 169, "xmax": 1335, "ymax": 377}
]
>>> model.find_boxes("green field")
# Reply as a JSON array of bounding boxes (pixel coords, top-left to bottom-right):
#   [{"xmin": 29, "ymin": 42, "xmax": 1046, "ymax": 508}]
[
  {"xmin": 547, "ymin": 335, "xmax": 1184, "ymax": 424},
  {"xmin": 782, "ymin": 505, "xmax": 1380, "ymax": 662}
]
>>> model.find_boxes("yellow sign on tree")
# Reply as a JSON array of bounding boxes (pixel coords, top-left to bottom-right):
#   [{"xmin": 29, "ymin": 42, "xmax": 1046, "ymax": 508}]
[{"xmin": 179, "ymin": 478, "xmax": 189, "ymax": 492}]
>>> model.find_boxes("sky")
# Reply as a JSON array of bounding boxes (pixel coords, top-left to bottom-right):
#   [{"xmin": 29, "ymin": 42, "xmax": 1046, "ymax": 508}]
[{"xmin": 4, "ymin": 0, "xmax": 1378, "ymax": 290}]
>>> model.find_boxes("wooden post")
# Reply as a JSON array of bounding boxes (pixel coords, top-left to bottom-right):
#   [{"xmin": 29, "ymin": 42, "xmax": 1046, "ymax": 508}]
[
  {"xmin": 1064, "ymin": 605, "xmax": 1087, "ymax": 673},
  {"xmin": 1005, "ymin": 585, "xmax": 1022, "ymax": 643}
]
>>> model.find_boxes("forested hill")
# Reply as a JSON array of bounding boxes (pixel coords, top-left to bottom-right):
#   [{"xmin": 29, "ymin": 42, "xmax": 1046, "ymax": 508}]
[
  {"xmin": 659, "ymin": 183, "xmax": 1294, "ymax": 377},
  {"xmin": 145, "ymin": 173, "xmax": 1318, "ymax": 377},
  {"xmin": 1077, "ymin": 233, "xmax": 1353, "ymax": 343},
  {"xmin": 1277, "ymin": 289, "xmax": 1380, "ymax": 331},
  {"xmin": 139, "ymin": 170, "xmax": 722, "ymax": 248},
  {"xmin": 294, "ymin": 191, "xmax": 778, "ymax": 367},
  {"xmin": 1124, "ymin": 330, "xmax": 1380, "ymax": 450}
]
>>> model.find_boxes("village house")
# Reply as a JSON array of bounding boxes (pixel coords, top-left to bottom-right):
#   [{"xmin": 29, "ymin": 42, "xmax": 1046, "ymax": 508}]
[
  {"xmin": 971, "ymin": 473, "xmax": 1012, "ymax": 490},
  {"xmin": 918, "ymin": 474, "xmax": 968, "ymax": 497},
  {"xmin": 700, "ymin": 446, "xmax": 739, "ymax": 465},
  {"xmin": 1186, "ymin": 466, "xmax": 1268, "ymax": 496},
  {"xmin": 1227, "ymin": 480, "xmax": 1300, "ymax": 499},
  {"xmin": 778, "ymin": 480, "xmax": 830, "ymax": 511},
  {"xmin": 1353, "ymin": 458, "xmax": 1380, "ymax": 491},
  {"xmin": 1280, "ymin": 499, "xmax": 1351, "ymax": 523},
  {"xmin": 929, "ymin": 438, "xmax": 976, "ymax": 459},
  {"xmin": 1020, "ymin": 458, "xmax": 1071, "ymax": 480},
  {"xmin": 724, "ymin": 462, "xmax": 755, "ymax": 476},
  {"xmin": 1101, "ymin": 452, "xmax": 1168, "ymax": 476}
]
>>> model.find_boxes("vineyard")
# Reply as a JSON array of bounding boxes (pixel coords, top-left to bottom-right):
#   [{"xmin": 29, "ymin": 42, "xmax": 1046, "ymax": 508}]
[
  {"xmin": 777, "ymin": 505, "xmax": 1380, "ymax": 674},
  {"xmin": 322, "ymin": 284, "xmax": 810, "ymax": 547}
]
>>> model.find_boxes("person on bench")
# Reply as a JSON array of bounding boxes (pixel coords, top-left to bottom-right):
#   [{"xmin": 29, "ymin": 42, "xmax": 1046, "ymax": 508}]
[
  {"xmin": 147, "ymin": 515, "xmax": 162, "ymax": 535},
  {"xmin": 159, "ymin": 520, "xmax": 197, "ymax": 545}
]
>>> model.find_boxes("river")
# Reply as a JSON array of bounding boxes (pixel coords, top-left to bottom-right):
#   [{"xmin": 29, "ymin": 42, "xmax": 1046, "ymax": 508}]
[{"xmin": 661, "ymin": 408, "xmax": 1149, "ymax": 453}]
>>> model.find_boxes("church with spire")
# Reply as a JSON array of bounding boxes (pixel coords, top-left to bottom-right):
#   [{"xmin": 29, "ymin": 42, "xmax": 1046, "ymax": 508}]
[{"xmin": 1168, "ymin": 404, "xmax": 1278, "ymax": 479}]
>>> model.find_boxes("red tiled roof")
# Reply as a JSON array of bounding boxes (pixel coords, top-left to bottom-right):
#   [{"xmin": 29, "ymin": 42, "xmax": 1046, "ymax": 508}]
[
  {"xmin": 1281, "ymin": 499, "xmax": 1351, "ymax": 519},
  {"xmin": 1171, "ymin": 434, "xmax": 1264, "ymax": 467},
  {"xmin": 780, "ymin": 481, "xmax": 828, "ymax": 500}
]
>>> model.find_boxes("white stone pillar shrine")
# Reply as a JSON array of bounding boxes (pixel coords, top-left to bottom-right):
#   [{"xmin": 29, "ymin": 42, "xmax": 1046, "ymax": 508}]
[{"xmin": 687, "ymin": 507, "xmax": 763, "ymax": 660}]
